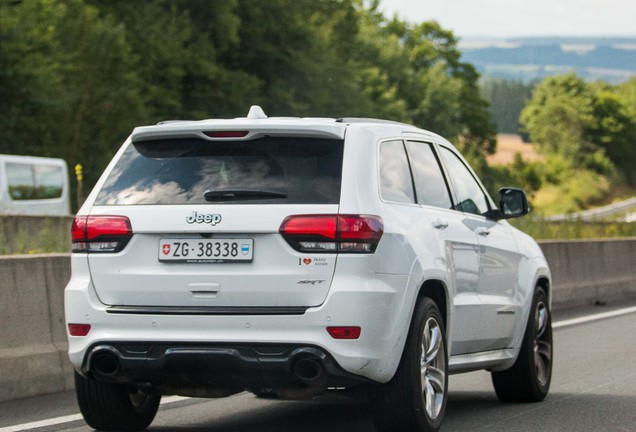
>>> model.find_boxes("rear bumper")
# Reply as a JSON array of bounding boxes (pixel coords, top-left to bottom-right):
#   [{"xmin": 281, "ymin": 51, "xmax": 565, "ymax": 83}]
[
  {"xmin": 82, "ymin": 342, "xmax": 366, "ymax": 396},
  {"xmin": 65, "ymin": 256, "xmax": 415, "ymax": 385}
]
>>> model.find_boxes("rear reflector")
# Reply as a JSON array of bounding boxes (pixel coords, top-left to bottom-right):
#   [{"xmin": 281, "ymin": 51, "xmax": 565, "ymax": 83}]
[
  {"xmin": 72, "ymin": 215, "xmax": 133, "ymax": 253},
  {"xmin": 68, "ymin": 323, "xmax": 91, "ymax": 336},
  {"xmin": 327, "ymin": 326, "xmax": 361, "ymax": 339},
  {"xmin": 279, "ymin": 214, "xmax": 383, "ymax": 253},
  {"xmin": 204, "ymin": 131, "xmax": 249, "ymax": 138}
]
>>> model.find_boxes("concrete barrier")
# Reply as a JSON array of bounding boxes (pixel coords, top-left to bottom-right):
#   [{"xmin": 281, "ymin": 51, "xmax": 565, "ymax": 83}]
[
  {"xmin": 1, "ymin": 238, "xmax": 635, "ymax": 402},
  {"xmin": 0, "ymin": 254, "xmax": 73, "ymax": 403},
  {"xmin": 540, "ymin": 238, "xmax": 636, "ymax": 309}
]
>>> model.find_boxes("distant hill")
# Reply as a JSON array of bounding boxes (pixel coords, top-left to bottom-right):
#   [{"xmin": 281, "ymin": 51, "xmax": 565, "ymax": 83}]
[{"xmin": 460, "ymin": 37, "xmax": 636, "ymax": 83}]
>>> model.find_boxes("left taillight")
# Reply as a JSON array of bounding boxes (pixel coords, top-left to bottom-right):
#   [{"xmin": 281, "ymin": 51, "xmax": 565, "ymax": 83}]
[{"xmin": 72, "ymin": 215, "xmax": 133, "ymax": 253}]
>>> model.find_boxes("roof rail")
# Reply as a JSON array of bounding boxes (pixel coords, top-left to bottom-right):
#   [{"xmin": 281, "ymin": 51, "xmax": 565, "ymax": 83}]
[{"xmin": 335, "ymin": 117, "xmax": 410, "ymax": 127}]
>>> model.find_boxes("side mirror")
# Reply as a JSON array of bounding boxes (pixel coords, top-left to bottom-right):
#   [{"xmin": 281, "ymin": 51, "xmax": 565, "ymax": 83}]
[{"xmin": 497, "ymin": 188, "xmax": 529, "ymax": 219}]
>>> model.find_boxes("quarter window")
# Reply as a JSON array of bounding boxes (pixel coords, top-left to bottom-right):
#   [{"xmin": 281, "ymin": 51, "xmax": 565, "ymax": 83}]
[
  {"xmin": 406, "ymin": 141, "xmax": 452, "ymax": 209},
  {"xmin": 439, "ymin": 147, "xmax": 490, "ymax": 216},
  {"xmin": 379, "ymin": 140, "xmax": 415, "ymax": 204}
]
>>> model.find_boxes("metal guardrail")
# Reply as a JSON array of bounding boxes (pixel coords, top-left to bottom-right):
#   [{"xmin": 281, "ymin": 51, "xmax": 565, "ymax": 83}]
[{"xmin": 545, "ymin": 197, "xmax": 636, "ymax": 222}]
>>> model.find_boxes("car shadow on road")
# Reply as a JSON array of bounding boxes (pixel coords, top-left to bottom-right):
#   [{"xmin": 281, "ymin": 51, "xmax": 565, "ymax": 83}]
[{"xmin": 150, "ymin": 397, "xmax": 374, "ymax": 432}]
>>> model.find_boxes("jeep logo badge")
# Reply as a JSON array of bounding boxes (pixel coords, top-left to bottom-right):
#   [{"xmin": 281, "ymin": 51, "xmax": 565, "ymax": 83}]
[{"xmin": 186, "ymin": 211, "xmax": 222, "ymax": 226}]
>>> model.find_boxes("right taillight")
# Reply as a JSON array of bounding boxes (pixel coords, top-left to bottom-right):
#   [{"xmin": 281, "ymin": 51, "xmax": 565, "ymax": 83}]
[
  {"xmin": 279, "ymin": 214, "xmax": 383, "ymax": 253},
  {"xmin": 72, "ymin": 215, "xmax": 133, "ymax": 253}
]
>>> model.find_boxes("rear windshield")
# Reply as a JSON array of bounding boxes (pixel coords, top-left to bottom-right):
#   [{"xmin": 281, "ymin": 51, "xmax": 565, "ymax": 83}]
[{"xmin": 95, "ymin": 137, "xmax": 344, "ymax": 205}]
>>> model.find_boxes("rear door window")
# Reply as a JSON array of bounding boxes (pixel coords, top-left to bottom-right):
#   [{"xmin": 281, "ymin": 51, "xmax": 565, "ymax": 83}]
[
  {"xmin": 95, "ymin": 137, "xmax": 344, "ymax": 205},
  {"xmin": 405, "ymin": 141, "xmax": 452, "ymax": 209}
]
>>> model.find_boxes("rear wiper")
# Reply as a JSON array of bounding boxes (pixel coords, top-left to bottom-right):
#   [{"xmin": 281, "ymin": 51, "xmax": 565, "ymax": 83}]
[{"xmin": 204, "ymin": 189, "xmax": 287, "ymax": 202}]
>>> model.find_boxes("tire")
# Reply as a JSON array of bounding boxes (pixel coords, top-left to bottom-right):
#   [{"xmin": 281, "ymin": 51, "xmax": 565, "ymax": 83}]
[
  {"xmin": 492, "ymin": 286, "xmax": 553, "ymax": 402},
  {"xmin": 75, "ymin": 372, "xmax": 161, "ymax": 431},
  {"xmin": 370, "ymin": 297, "xmax": 448, "ymax": 432}
]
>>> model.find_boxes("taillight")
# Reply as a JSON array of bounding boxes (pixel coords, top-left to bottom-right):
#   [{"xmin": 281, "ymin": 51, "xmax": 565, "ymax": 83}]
[
  {"xmin": 72, "ymin": 215, "xmax": 133, "ymax": 253},
  {"xmin": 279, "ymin": 214, "xmax": 383, "ymax": 253}
]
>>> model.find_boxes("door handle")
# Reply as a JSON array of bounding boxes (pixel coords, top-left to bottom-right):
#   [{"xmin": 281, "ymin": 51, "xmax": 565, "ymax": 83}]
[
  {"xmin": 476, "ymin": 227, "xmax": 491, "ymax": 236},
  {"xmin": 432, "ymin": 219, "xmax": 449, "ymax": 230}
]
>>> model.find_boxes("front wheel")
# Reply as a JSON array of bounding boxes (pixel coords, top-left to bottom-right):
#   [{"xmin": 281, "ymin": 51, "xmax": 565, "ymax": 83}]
[
  {"xmin": 370, "ymin": 297, "xmax": 448, "ymax": 432},
  {"xmin": 492, "ymin": 286, "xmax": 553, "ymax": 402},
  {"xmin": 75, "ymin": 372, "xmax": 161, "ymax": 431}
]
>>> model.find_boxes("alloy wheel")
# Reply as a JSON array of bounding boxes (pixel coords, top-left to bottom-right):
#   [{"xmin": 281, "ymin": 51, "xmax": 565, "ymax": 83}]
[{"xmin": 420, "ymin": 317, "xmax": 447, "ymax": 420}]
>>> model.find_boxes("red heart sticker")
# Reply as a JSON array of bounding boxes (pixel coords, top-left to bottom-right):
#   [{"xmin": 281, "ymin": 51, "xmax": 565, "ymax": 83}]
[{"xmin": 303, "ymin": 258, "xmax": 312, "ymax": 265}]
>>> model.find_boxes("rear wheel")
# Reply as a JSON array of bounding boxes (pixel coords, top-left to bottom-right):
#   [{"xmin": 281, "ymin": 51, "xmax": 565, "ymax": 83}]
[
  {"xmin": 491, "ymin": 286, "xmax": 553, "ymax": 402},
  {"xmin": 75, "ymin": 372, "xmax": 161, "ymax": 431},
  {"xmin": 370, "ymin": 297, "xmax": 448, "ymax": 432}
]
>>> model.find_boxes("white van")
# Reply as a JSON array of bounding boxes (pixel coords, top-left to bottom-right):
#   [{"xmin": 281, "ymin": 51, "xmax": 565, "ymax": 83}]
[{"xmin": 0, "ymin": 155, "xmax": 71, "ymax": 216}]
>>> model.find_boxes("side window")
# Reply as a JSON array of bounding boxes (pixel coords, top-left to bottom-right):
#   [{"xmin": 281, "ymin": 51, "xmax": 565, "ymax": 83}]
[
  {"xmin": 379, "ymin": 140, "xmax": 415, "ymax": 204},
  {"xmin": 439, "ymin": 147, "xmax": 490, "ymax": 216},
  {"xmin": 6, "ymin": 163, "xmax": 63, "ymax": 200},
  {"xmin": 33, "ymin": 165, "xmax": 64, "ymax": 199},
  {"xmin": 6, "ymin": 163, "xmax": 35, "ymax": 200},
  {"xmin": 405, "ymin": 141, "xmax": 452, "ymax": 209}
]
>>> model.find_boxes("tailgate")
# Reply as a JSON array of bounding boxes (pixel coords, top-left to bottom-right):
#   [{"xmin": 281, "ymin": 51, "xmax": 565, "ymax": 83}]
[{"xmin": 87, "ymin": 205, "xmax": 338, "ymax": 307}]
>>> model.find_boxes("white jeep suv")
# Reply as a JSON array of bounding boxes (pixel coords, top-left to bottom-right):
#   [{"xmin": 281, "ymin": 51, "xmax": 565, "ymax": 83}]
[{"xmin": 65, "ymin": 106, "xmax": 552, "ymax": 431}]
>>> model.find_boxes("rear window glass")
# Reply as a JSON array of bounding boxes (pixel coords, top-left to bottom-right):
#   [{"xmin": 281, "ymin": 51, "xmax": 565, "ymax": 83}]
[{"xmin": 95, "ymin": 137, "xmax": 344, "ymax": 205}]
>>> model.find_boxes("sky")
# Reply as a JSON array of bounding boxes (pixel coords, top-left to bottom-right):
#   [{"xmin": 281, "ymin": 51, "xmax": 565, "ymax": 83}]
[{"xmin": 378, "ymin": 0, "xmax": 636, "ymax": 38}]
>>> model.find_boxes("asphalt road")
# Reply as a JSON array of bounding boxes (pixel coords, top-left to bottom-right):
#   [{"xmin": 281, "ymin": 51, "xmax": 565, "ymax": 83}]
[{"xmin": 1, "ymin": 302, "xmax": 635, "ymax": 432}]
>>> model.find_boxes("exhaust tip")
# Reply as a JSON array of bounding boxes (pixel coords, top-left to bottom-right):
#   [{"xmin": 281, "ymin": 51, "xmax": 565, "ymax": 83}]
[
  {"xmin": 91, "ymin": 352, "xmax": 121, "ymax": 377},
  {"xmin": 293, "ymin": 358, "xmax": 324, "ymax": 382}
]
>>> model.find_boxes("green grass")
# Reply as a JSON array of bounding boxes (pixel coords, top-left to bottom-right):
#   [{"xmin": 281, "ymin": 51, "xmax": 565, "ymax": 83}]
[{"xmin": 0, "ymin": 217, "xmax": 71, "ymax": 255}]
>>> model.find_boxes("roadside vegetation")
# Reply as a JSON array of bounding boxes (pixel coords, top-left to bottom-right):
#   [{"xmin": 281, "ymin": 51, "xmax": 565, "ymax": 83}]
[
  {"xmin": 481, "ymin": 75, "xmax": 636, "ymax": 217},
  {"xmin": 510, "ymin": 218, "xmax": 636, "ymax": 240},
  {"xmin": 0, "ymin": 0, "xmax": 496, "ymax": 208},
  {"xmin": 1, "ymin": 1, "xmax": 633, "ymax": 252}
]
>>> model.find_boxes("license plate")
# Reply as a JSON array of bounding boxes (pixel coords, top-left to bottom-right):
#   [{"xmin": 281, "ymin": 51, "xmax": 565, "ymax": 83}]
[{"xmin": 159, "ymin": 238, "xmax": 253, "ymax": 263}]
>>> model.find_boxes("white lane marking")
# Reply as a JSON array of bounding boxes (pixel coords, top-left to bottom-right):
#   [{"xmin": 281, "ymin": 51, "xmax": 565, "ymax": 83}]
[
  {"xmin": 553, "ymin": 305, "xmax": 636, "ymax": 329},
  {"xmin": 3, "ymin": 306, "xmax": 636, "ymax": 431},
  {"xmin": 0, "ymin": 395, "xmax": 189, "ymax": 432},
  {"xmin": 0, "ymin": 415, "xmax": 83, "ymax": 432}
]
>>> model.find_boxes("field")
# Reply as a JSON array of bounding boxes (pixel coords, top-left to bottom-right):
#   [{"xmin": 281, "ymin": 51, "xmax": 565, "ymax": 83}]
[{"xmin": 487, "ymin": 134, "xmax": 541, "ymax": 165}]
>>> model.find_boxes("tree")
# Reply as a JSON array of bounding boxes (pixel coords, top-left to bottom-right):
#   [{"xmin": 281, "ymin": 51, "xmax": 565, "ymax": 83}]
[
  {"xmin": 1, "ymin": 0, "xmax": 497, "ymax": 197},
  {"xmin": 522, "ymin": 73, "xmax": 636, "ymax": 185},
  {"xmin": 352, "ymin": 9, "xmax": 496, "ymax": 168},
  {"xmin": 0, "ymin": 0, "xmax": 142, "ymax": 199},
  {"xmin": 480, "ymin": 78, "xmax": 536, "ymax": 134}
]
